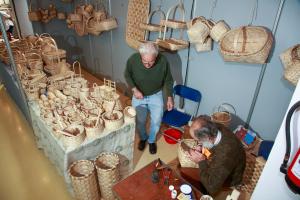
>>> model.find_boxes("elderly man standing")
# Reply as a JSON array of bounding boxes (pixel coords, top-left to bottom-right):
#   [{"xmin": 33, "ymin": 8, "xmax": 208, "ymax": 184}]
[
  {"xmin": 188, "ymin": 115, "xmax": 246, "ymax": 195},
  {"xmin": 124, "ymin": 42, "xmax": 174, "ymax": 154}
]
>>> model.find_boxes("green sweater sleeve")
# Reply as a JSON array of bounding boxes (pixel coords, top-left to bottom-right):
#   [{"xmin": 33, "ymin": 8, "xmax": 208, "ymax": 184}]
[
  {"xmin": 124, "ymin": 57, "xmax": 135, "ymax": 89},
  {"xmin": 163, "ymin": 61, "xmax": 174, "ymax": 97},
  {"xmin": 198, "ymin": 142, "xmax": 239, "ymax": 195}
]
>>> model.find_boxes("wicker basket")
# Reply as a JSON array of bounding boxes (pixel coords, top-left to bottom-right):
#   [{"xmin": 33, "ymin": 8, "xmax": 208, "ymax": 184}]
[
  {"xmin": 156, "ymin": 38, "xmax": 188, "ymax": 51},
  {"xmin": 26, "ymin": 53, "xmax": 43, "ymax": 71},
  {"xmin": 84, "ymin": 118, "xmax": 104, "ymax": 140},
  {"xmin": 220, "ymin": 26, "xmax": 274, "ymax": 64},
  {"xmin": 211, "ymin": 103, "xmax": 236, "ymax": 127},
  {"xmin": 178, "ymin": 139, "xmax": 199, "ymax": 168},
  {"xmin": 160, "ymin": 19, "xmax": 186, "ymax": 29},
  {"xmin": 187, "ymin": 17, "xmax": 210, "ymax": 44},
  {"xmin": 210, "ymin": 20, "xmax": 230, "ymax": 42},
  {"xmin": 123, "ymin": 106, "xmax": 136, "ymax": 123},
  {"xmin": 68, "ymin": 160, "xmax": 100, "ymax": 200},
  {"xmin": 61, "ymin": 124, "xmax": 86, "ymax": 151},
  {"xmin": 94, "ymin": 152, "xmax": 120, "ymax": 200},
  {"xmin": 28, "ymin": 1, "xmax": 41, "ymax": 21},
  {"xmin": 102, "ymin": 110, "xmax": 124, "ymax": 130},
  {"xmin": 86, "ymin": 17, "xmax": 102, "ymax": 36},
  {"xmin": 42, "ymin": 38, "xmax": 66, "ymax": 65},
  {"xmin": 125, "ymin": 0, "xmax": 150, "ymax": 50},
  {"xmin": 195, "ymin": 37, "xmax": 212, "ymax": 52},
  {"xmin": 96, "ymin": 17, "xmax": 118, "ymax": 32},
  {"xmin": 280, "ymin": 44, "xmax": 300, "ymax": 86},
  {"xmin": 237, "ymin": 153, "xmax": 266, "ymax": 195}
]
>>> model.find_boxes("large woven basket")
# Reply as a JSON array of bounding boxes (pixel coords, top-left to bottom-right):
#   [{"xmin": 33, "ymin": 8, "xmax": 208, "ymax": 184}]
[
  {"xmin": 220, "ymin": 26, "xmax": 273, "ymax": 64},
  {"xmin": 69, "ymin": 160, "xmax": 100, "ymax": 200},
  {"xmin": 125, "ymin": 0, "xmax": 150, "ymax": 50},
  {"xmin": 94, "ymin": 152, "xmax": 120, "ymax": 200},
  {"xmin": 178, "ymin": 139, "xmax": 199, "ymax": 168},
  {"xmin": 237, "ymin": 153, "xmax": 266, "ymax": 195}
]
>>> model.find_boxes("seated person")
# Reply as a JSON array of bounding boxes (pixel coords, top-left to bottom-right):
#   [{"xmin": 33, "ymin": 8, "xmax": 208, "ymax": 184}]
[{"xmin": 188, "ymin": 115, "xmax": 246, "ymax": 195}]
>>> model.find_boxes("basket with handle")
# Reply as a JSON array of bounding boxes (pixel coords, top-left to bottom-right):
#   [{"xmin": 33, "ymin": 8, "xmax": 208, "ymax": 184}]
[
  {"xmin": 86, "ymin": 17, "xmax": 102, "ymax": 36},
  {"xmin": 209, "ymin": 19, "xmax": 230, "ymax": 42},
  {"xmin": 95, "ymin": 17, "xmax": 118, "ymax": 32},
  {"xmin": 194, "ymin": 36, "xmax": 212, "ymax": 52},
  {"xmin": 28, "ymin": 0, "xmax": 41, "ymax": 21},
  {"xmin": 102, "ymin": 110, "xmax": 124, "ymax": 131},
  {"xmin": 68, "ymin": 160, "xmax": 100, "ymax": 200},
  {"xmin": 94, "ymin": 152, "xmax": 120, "ymax": 200},
  {"xmin": 139, "ymin": 4, "xmax": 165, "ymax": 35},
  {"xmin": 84, "ymin": 117, "xmax": 104, "ymax": 140},
  {"xmin": 125, "ymin": 0, "xmax": 150, "ymax": 50},
  {"xmin": 156, "ymin": 0, "xmax": 188, "ymax": 51},
  {"xmin": 41, "ymin": 37, "xmax": 66, "ymax": 65},
  {"xmin": 211, "ymin": 103, "xmax": 236, "ymax": 127},
  {"xmin": 187, "ymin": 16, "xmax": 210, "ymax": 44},
  {"xmin": 178, "ymin": 139, "xmax": 199, "ymax": 168},
  {"xmin": 282, "ymin": 44, "xmax": 300, "ymax": 86},
  {"xmin": 26, "ymin": 52, "xmax": 43, "ymax": 71}
]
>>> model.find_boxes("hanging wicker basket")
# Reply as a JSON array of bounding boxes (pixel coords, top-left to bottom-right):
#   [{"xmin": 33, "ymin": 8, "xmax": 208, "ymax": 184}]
[
  {"xmin": 94, "ymin": 152, "xmax": 120, "ymax": 200},
  {"xmin": 194, "ymin": 37, "xmax": 212, "ymax": 52},
  {"xmin": 209, "ymin": 20, "xmax": 230, "ymax": 42},
  {"xmin": 187, "ymin": 16, "xmax": 210, "ymax": 44},
  {"xmin": 178, "ymin": 139, "xmax": 199, "ymax": 168},
  {"xmin": 220, "ymin": 26, "xmax": 273, "ymax": 64},
  {"xmin": 28, "ymin": 1, "xmax": 42, "ymax": 21},
  {"xmin": 68, "ymin": 160, "xmax": 100, "ymax": 200}
]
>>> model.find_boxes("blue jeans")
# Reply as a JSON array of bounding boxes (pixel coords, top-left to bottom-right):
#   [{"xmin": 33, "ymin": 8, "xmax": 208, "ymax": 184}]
[{"xmin": 132, "ymin": 91, "xmax": 163, "ymax": 143}]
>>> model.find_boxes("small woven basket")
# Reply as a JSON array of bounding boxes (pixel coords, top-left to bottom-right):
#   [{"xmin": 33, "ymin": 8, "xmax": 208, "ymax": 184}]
[
  {"xmin": 102, "ymin": 110, "xmax": 124, "ymax": 130},
  {"xmin": 194, "ymin": 37, "xmax": 212, "ymax": 52},
  {"xmin": 156, "ymin": 38, "xmax": 188, "ymax": 51},
  {"xmin": 84, "ymin": 118, "xmax": 104, "ymax": 140},
  {"xmin": 96, "ymin": 18, "xmax": 118, "ymax": 32},
  {"xmin": 68, "ymin": 160, "xmax": 100, "ymax": 200},
  {"xmin": 123, "ymin": 106, "xmax": 136, "ymax": 123},
  {"xmin": 220, "ymin": 26, "xmax": 273, "ymax": 64},
  {"xmin": 61, "ymin": 124, "xmax": 86, "ymax": 151},
  {"xmin": 211, "ymin": 103, "xmax": 236, "ymax": 127},
  {"xmin": 94, "ymin": 152, "xmax": 120, "ymax": 200},
  {"xmin": 210, "ymin": 20, "xmax": 230, "ymax": 42},
  {"xmin": 178, "ymin": 139, "xmax": 199, "ymax": 168},
  {"xmin": 187, "ymin": 17, "xmax": 210, "ymax": 44}
]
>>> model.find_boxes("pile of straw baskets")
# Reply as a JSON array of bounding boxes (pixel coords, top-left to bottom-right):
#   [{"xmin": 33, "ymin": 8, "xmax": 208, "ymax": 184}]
[{"xmin": 69, "ymin": 152, "xmax": 120, "ymax": 200}]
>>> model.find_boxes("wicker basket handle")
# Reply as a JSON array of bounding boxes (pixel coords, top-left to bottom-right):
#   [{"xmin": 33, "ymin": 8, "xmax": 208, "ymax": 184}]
[
  {"xmin": 291, "ymin": 44, "xmax": 300, "ymax": 62},
  {"xmin": 72, "ymin": 61, "xmax": 82, "ymax": 77},
  {"xmin": 27, "ymin": 52, "xmax": 42, "ymax": 60},
  {"xmin": 233, "ymin": 26, "xmax": 247, "ymax": 53},
  {"xmin": 217, "ymin": 103, "xmax": 236, "ymax": 115},
  {"xmin": 162, "ymin": 1, "xmax": 185, "ymax": 40}
]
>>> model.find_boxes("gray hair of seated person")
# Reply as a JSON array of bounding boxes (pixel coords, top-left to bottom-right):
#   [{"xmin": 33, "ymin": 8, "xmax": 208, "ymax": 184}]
[
  {"xmin": 192, "ymin": 115, "xmax": 218, "ymax": 140},
  {"xmin": 138, "ymin": 42, "xmax": 159, "ymax": 56}
]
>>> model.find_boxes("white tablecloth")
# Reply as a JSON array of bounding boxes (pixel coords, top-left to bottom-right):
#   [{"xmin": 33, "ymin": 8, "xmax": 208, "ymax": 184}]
[{"xmin": 28, "ymin": 101, "xmax": 136, "ymax": 192}]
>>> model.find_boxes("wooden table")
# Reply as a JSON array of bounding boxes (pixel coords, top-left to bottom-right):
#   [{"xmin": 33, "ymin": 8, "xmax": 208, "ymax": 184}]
[{"xmin": 113, "ymin": 159, "xmax": 202, "ymax": 200}]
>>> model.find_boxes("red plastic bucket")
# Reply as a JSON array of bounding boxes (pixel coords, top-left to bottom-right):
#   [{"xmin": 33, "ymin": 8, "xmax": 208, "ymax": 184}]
[{"xmin": 163, "ymin": 128, "xmax": 182, "ymax": 144}]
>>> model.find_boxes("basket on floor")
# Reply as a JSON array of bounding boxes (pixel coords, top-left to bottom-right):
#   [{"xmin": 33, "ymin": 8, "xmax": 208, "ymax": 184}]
[
  {"xmin": 94, "ymin": 152, "xmax": 120, "ymax": 200},
  {"xmin": 220, "ymin": 26, "xmax": 273, "ymax": 64},
  {"xmin": 178, "ymin": 139, "xmax": 199, "ymax": 168},
  {"xmin": 237, "ymin": 153, "xmax": 266, "ymax": 195},
  {"xmin": 68, "ymin": 160, "xmax": 100, "ymax": 200}
]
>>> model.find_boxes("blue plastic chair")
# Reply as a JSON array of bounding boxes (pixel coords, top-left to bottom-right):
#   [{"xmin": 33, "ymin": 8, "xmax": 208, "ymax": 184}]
[{"xmin": 162, "ymin": 85, "xmax": 202, "ymax": 128}]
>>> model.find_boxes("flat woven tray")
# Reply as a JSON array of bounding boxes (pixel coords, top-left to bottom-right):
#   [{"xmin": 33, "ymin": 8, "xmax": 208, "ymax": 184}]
[{"xmin": 125, "ymin": 0, "xmax": 150, "ymax": 50}]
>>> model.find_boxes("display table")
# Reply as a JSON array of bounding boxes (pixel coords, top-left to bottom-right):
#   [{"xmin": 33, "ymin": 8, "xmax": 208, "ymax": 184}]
[{"xmin": 29, "ymin": 100, "xmax": 135, "ymax": 192}]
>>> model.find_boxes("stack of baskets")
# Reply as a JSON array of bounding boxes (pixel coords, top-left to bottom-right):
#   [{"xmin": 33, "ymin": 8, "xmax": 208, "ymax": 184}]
[{"xmin": 69, "ymin": 152, "xmax": 120, "ymax": 200}]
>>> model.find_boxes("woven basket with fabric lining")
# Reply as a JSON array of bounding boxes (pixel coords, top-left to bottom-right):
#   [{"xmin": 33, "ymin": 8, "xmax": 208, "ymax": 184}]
[
  {"xmin": 125, "ymin": 0, "xmax": 150, "ymax": 50},
  {"xmin": 178, "ymin": 139, "xmax": 199, "ymax": 168},
  {"xmin": 236, "ymin": 153, "xmax": 266, "ymax": 196},
  {"xmin": 94, "ymin": 152, "xmax": 120, "ymax": 200},
  {"xmin": 68, "ymin": 160, "xmax": 100, "ymax": 200},
  {"xmin": 220, "ymin": 26, "xmax": 273, "ymax": 64}
]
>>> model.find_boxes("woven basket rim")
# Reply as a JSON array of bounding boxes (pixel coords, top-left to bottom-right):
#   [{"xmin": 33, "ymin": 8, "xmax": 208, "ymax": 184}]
[
  {"xmin": 220, "ymin": 26, "xmax": 272, "ymax": 57},
  {"xmin": 94, "ymin": 152, "xmax": 120, "ymax": 171},
  {"xmin": 68, "ymin": 160, "xmax": 95, "ymax": 180},
  {"xmin": 211, "ymin": 111, "xmax": 231, "ymax": 123}
]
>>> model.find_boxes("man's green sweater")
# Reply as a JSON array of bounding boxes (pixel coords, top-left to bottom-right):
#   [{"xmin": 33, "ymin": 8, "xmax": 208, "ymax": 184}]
[
  {"xmin": 198, "ymin": 125, "xmax": 246, "ymax": 195},
  {"xmin": 124, "ymin": 53, "xmax": 173, "ymax": 97}
]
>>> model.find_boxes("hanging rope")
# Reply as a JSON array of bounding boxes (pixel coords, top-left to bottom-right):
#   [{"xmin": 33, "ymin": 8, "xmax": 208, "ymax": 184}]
[
  {"xmin": 248, "ymin": 0, "xmax": 258, "ymax": 25},
  {"xmin": 208, "ymin": 0, "xmax": 218, "ymax": 19}
]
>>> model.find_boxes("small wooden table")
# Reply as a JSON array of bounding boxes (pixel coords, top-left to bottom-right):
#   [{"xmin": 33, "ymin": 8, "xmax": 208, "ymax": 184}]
[{"xmin": 113, "ymin": 159, "xmax": 202, "ymax": 200}]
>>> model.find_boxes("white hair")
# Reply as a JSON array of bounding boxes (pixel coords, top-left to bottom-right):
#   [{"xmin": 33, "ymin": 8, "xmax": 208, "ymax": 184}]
[{"xmin": 138, "ymin": 42, "xmax": 159, "ymax": 56}]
